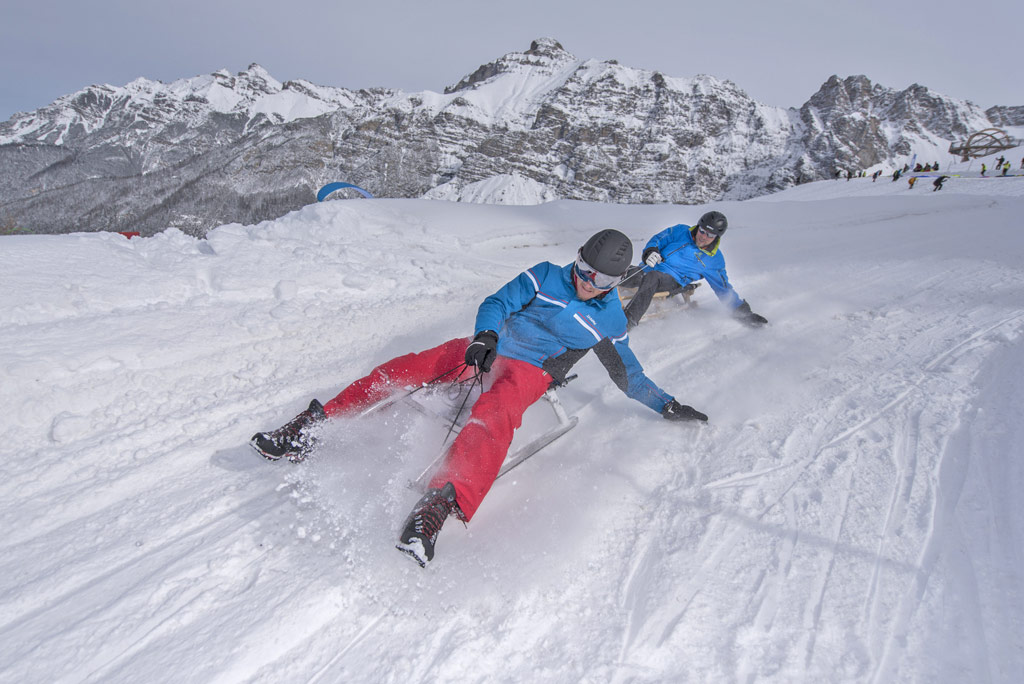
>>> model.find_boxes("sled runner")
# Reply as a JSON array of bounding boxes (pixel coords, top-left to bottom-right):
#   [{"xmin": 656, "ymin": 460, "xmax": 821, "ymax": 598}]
[
  {"xmin": 618, "ymin": 282, "xmax": 701, "ymax": 307},
  {"xmin": 357, "ymin": 372, "xmax": 580, "ymax": 488}
]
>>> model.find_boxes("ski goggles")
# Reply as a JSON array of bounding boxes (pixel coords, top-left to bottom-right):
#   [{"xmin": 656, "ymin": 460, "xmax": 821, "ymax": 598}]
[
  {"xmin": 696, "ymin": 226, "xmax": 719, "ymax": 238},
  {"xmin": 573, "ymin": 251, "xmax": 624, "ymax": 290}
]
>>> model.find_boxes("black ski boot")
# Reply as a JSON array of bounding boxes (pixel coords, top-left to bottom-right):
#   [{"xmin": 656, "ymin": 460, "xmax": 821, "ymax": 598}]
[
  {"xmin": 396, "ymin": 482, "xmax": 463, "ymax": 567},
  {"xmin": 250, "ymin": 399, "xmax": 326, "ymax": 463}
]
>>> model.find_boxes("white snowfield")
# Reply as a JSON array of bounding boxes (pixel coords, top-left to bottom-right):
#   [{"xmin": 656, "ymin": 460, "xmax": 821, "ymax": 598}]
[{"xmin": 2, "ymin": 160, "xmax": 1023, "ymax": 683}]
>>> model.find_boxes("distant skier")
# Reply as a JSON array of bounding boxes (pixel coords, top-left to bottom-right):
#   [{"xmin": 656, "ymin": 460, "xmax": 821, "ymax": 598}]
[
  {"xmin": 622, "ymin": 211, "xmax": 767, "ymax": 330},
  {"xmin": 933, "ymin": 175, "xmax": 949, "ymax": 191},
  {"xmin": 908, "ymin": 176, "xmax": 918, "ymax": 189},
  {"xmin": 250, "ymin": 230, "xmax": 707, "ymax": 568},
  {"xmin": 981, "ymin": 163, "xmax": 987, "ymax": 177},
  {"xmin": 1002, "ymin": 161, "xmax": 1011, "ymax": 176}
]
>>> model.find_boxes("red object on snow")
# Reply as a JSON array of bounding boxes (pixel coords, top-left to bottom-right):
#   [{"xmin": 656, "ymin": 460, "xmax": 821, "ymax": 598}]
[{"xmin": 119, "ymin": 231, "xmax": 140, "ymax": 239}]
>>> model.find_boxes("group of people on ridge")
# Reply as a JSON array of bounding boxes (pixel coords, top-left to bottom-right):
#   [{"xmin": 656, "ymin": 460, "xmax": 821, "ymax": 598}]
[{"xmin": 250, "ymin": 212, "xmax": 766, "ymax": 567}]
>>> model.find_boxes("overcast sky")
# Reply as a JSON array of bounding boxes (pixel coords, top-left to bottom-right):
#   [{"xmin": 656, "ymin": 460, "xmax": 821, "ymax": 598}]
[{"xmin": 2, "ymin": 0, "xmax": 1020, "ymax": 121}]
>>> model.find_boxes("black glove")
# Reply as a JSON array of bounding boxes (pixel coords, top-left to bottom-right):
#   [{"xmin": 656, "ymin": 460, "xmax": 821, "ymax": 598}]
[
  {"xmin": 733, "ymin": 300, "xmax": 768, "ymax": 328},
  {"xmin": 662, "ymin": 399, "xmax": 708, "ymax": 422},
  {"xmin": 465, "ymin": 330, "xmax": 499, "ymax": 372}
]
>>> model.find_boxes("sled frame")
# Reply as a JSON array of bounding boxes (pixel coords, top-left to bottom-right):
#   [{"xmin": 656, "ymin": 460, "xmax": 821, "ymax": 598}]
[{"xmin": 402, "ymin": 385, "xmax": 579, "ymax": 488}]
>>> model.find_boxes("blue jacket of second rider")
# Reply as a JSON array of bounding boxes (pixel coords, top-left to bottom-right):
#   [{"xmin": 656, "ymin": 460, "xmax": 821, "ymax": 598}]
[{"xmin": 645, "ymin": 224, "xmax": 742, "ymax": 309}]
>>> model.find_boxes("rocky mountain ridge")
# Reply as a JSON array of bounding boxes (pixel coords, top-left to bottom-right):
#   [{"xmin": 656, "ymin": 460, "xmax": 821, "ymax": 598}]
[{"xmin": 0, "ymin": 38, "xmax": 1015, "ymax": 236}]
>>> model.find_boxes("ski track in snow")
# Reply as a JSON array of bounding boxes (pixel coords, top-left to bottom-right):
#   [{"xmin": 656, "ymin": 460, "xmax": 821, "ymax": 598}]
[
  {"xmin": 607, "ymin": 260, "xmax": 1024, "ymax": 681},
  {"xmin": 2, "ymin": 178, "xmax": 1024, "ymax": 682}
]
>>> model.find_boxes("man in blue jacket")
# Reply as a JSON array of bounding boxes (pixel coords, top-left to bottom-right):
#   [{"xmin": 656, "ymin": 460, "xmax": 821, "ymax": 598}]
[
  {"xmin": 250, "ymin": 229, "xmax": 707, "ymax": 568},
  {"xmin": 623, "ymin": 211, "xmax": 767, "ymax": 329}
]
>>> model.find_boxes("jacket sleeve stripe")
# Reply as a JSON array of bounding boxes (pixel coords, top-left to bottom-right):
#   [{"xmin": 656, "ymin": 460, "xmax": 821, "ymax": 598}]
[{"xmin": 525, "ymin": 268, "xmax": 541, "ymax": 291}]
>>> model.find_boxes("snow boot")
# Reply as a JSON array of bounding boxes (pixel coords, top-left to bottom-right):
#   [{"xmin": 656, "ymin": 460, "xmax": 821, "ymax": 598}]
[
  {"xmin": 396, "ymin": 482, "xmax": 463, "ymax": 567},
  {"xmin": 250, "ymin": 399, "xmax": 326, "ymax": 463}
]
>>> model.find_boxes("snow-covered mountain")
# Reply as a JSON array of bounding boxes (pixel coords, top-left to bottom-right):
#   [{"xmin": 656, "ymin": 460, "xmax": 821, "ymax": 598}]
[{"xmin": 0, "ymin": 38, "xmax": 1015, "ymax": 237}]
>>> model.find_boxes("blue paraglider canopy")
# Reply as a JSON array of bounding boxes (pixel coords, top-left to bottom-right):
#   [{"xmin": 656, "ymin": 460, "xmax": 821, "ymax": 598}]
[{"xmin": 316, "ymin": 182, "xmax": 374, "ymax": 202}]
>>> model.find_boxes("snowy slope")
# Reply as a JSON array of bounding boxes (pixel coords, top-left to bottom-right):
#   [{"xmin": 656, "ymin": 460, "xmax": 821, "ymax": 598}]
[{"xmin": 1, "ymin": 166, "xmax": 1023, "ymax": 682}]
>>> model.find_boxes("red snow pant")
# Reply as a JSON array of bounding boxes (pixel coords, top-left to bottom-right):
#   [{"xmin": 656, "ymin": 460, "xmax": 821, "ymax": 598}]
[{"xmin": 321, "ymin": 337, "xmax": 552, "ymax": 520}]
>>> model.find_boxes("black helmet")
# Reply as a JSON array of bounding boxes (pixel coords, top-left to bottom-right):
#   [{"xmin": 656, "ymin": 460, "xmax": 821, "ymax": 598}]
[
  {"xmin": 697, "ymin": 211, "xmax": 728, "ymax": 237},
  {"xmin": 576, "ymin": 229, "xmax": 633, "ymax": 289}
]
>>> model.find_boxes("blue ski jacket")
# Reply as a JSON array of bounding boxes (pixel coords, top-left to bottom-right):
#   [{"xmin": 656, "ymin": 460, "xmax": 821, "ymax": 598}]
[
  {"xmin": 645, "ymin": 224, "xmax": 742, "ymax": 309},
  {"xmin": 474, "ymin": 262, "xmax": 673, "ymax": 413}
]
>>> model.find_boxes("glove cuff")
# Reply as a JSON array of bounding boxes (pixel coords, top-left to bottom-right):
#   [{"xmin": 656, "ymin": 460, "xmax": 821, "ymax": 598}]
[{"xmin": 475, "ymin": 330, "xmax": 498, "ymax": 343}]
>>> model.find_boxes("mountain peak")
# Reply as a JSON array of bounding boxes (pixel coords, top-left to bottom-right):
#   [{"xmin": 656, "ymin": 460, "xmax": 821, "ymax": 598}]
[
  {"xmin": 235, "ymin": 64, "xmax": 282, "ymax": 94},
  {"xmin": 525, "ymin": 37, "xmax": 567, "ymax": 58},
  {"xmin": 445, "ymin": 38, "xmax": 576, "ymax": 94}
]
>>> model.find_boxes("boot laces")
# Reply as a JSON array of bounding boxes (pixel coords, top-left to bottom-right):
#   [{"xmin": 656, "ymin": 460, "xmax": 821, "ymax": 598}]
[
  {"xmin": 275, "ymin": 407, "xmax": 318, "ymax": 447},
  {"xmin": 414, "ymin": 496, "xmax": 453, "ymax": 541},
  {"xmin": 413, "ymin": 489, "xmax": 466, "ymax": 540}
]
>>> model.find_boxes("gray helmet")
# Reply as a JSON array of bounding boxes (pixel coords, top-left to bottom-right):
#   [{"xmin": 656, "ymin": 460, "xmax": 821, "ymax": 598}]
[
  {"xmin": 697, "ymin": 211, "xmax": 728, "ymax": 237},
  {"xmin": 579, "ymin": 229, "xmax": 633, "ymax": 278}
]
